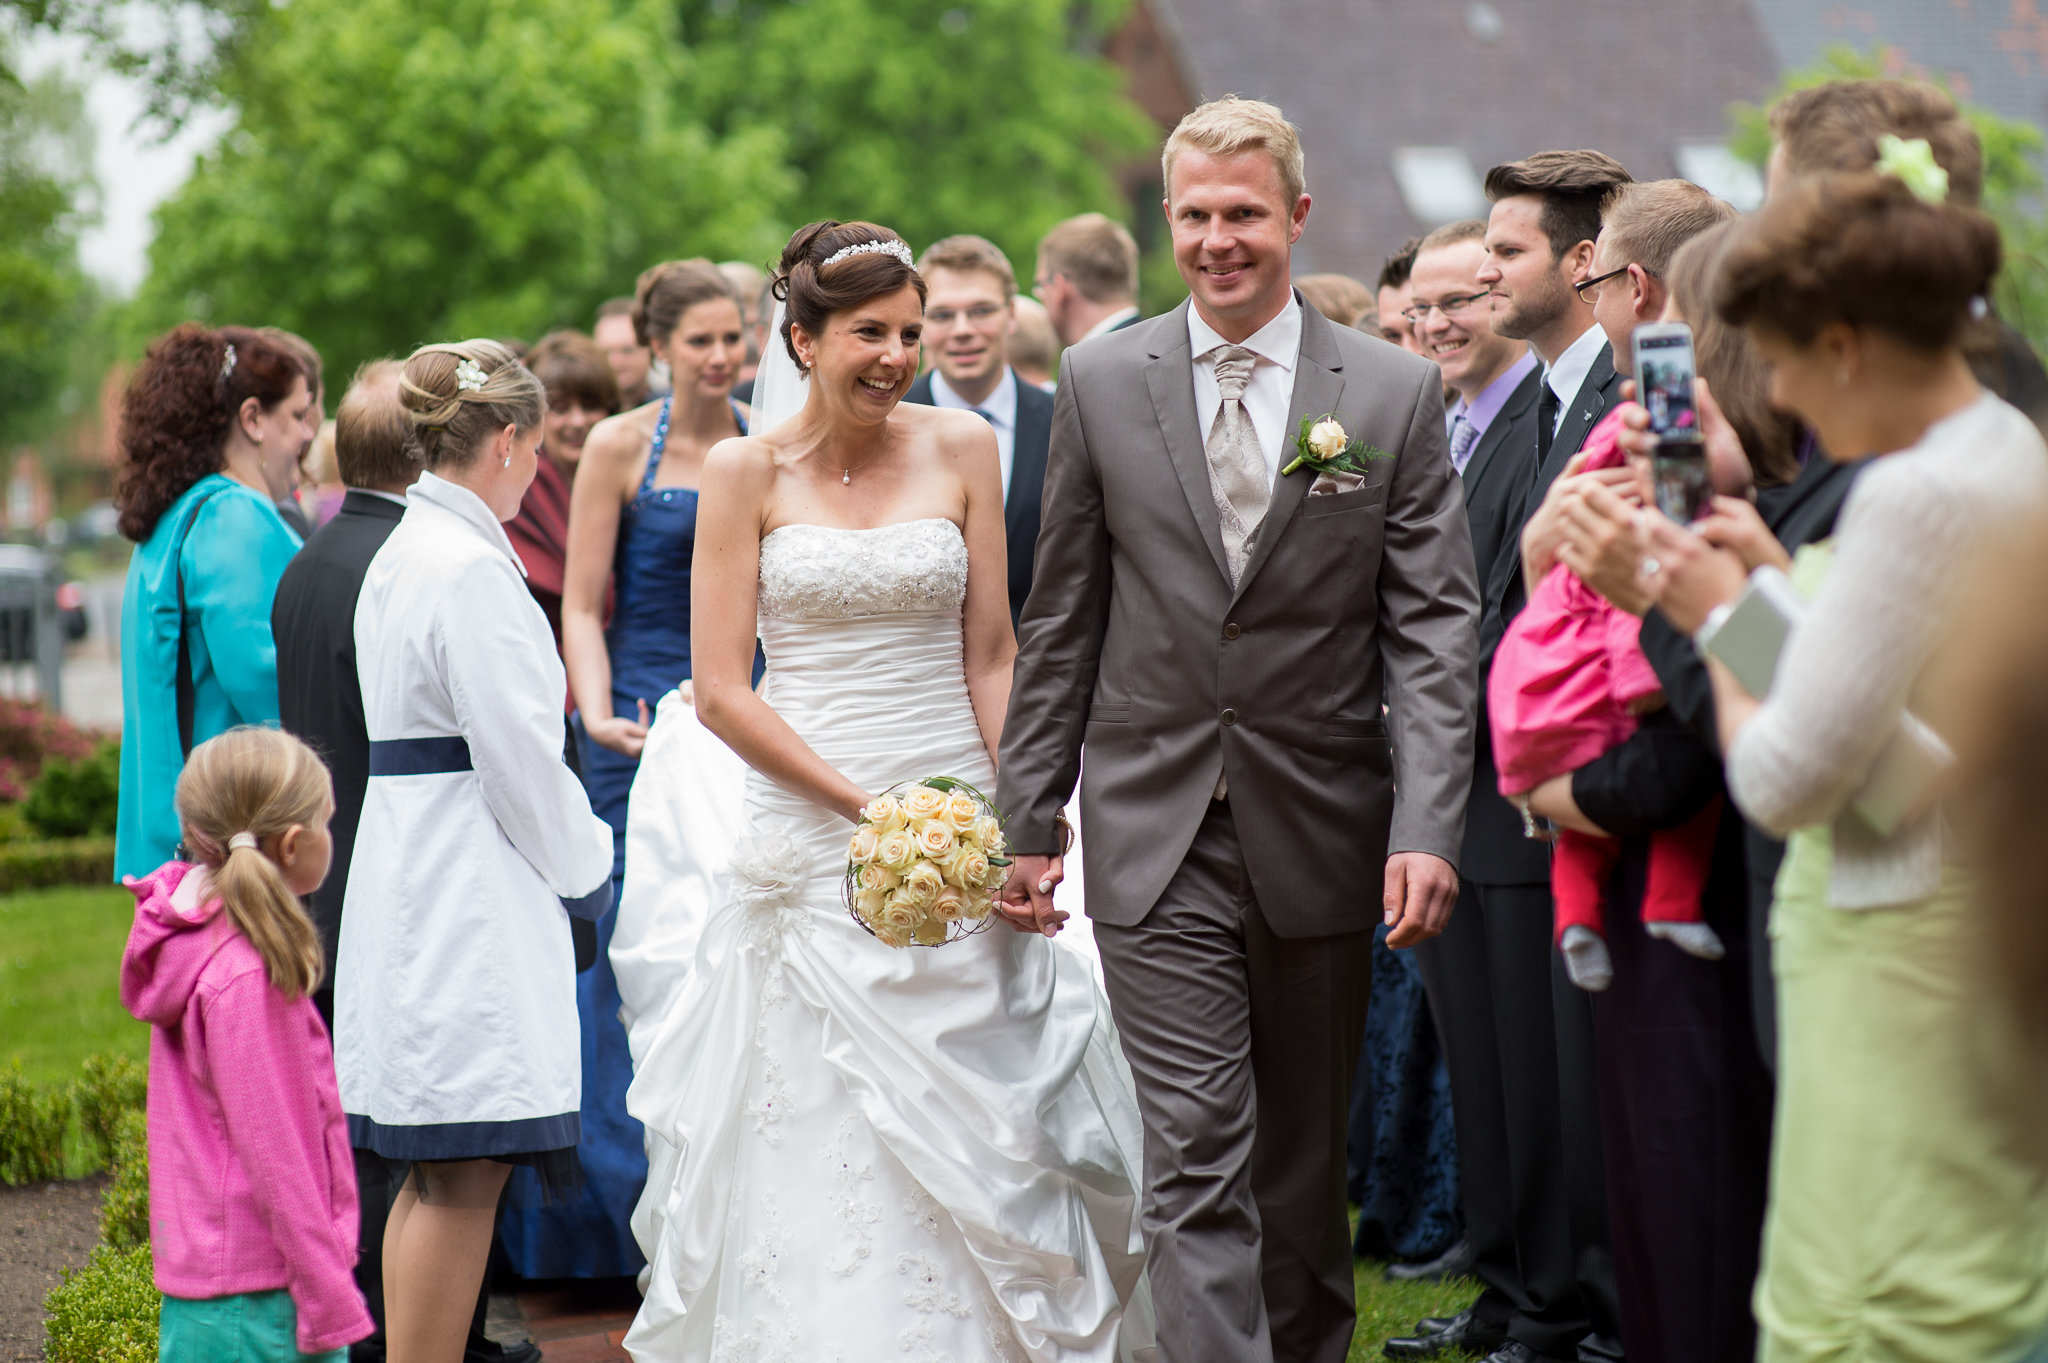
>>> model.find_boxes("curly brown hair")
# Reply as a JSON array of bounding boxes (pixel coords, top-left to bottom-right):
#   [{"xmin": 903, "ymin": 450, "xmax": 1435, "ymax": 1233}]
[
  {"xmin": 115, "ymin": 323, "xmax": 307, "ymax": 542},
  {"xmin": 772, "ymin": 221, "xmax": 925, "ymax": 378}
]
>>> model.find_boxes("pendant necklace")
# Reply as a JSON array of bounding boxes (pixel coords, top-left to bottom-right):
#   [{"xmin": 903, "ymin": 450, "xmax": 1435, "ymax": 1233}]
[{"xmin": 840, "ymin": 449, "xmax": 885, "ymax": 485}]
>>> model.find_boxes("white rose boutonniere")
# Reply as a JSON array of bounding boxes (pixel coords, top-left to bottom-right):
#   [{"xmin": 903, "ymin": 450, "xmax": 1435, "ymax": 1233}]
[{"xmin": 1282, "ymin": 413, "xmax": 1390, "ymax": 482}]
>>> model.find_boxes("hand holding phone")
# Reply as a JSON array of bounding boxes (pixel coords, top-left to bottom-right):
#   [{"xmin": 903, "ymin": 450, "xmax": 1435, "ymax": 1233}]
[{"xmin": 1631, "ymin": 321, "xmax": 1698, "ymax": 437}]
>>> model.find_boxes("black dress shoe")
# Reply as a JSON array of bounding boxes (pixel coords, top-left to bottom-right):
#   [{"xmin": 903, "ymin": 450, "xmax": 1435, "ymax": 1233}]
[
  {"xmin": 1483, "ymin": 1342, "xmax": 1575, "ymax": 1363},
  {"xmin": 1383, "ymin": 1307, "xmax": 1506, "ymax": 1360},
  {"xmin": 1385, "ymin": 1237, "xmax": 1477, "ymax": 1283}
]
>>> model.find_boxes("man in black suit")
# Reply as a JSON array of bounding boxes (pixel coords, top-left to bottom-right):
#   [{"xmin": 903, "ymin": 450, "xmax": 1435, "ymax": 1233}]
[
  {"xmin": 1388, "ymin": 151, "xmax": 1632, "ymax": 1363},
  {"xmin": 1032, "ymin": 212, "xmax": 1142, "ymax": 346},
  {"xmin": 272, "ymin": 363, "xmax": 536, "ymax": 1363},
  {"xmin": 903, "ymin": 235, "xmax": 1055, "ymax": 627}
]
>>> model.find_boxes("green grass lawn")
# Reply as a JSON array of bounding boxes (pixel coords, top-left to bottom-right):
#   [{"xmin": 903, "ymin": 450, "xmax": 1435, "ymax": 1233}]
[
  {"xmin": 1, "ymin": 883, "xmax": 146, "ymax": 1084},
  {"xmin": 2, "ymin": 882, "xmax": 1474, "ymax": 1353}
]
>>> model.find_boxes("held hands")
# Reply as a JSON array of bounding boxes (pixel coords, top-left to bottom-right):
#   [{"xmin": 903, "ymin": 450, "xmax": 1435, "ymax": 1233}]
[
  {"xmin": 1384, "ymin": 852, "xmax": 1458, "ymax": 948},
  {"xmin": 586, "ymin": 697, "xmax": 654, "ymax": 757},
  {"xmin": 1638, "ymin": 511, "xmax": 1750, "ymax": 634},
  {"xmin": 996, "ymin": 853, "xmax": 1070, "ymax": 936}
]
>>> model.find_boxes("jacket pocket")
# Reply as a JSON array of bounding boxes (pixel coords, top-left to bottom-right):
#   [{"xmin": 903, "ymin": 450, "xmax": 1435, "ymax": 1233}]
[
  {"xmin": 1088, "ymin": 704, "xmax": 1131, "ymax": 724},
  {"xmin": 1323, "ymin": 717, "xmax": 1387, "ymax": 738},
  {"xmin": 1301, "ymin": 484, "xmax": 1386, "ymax": 517}
]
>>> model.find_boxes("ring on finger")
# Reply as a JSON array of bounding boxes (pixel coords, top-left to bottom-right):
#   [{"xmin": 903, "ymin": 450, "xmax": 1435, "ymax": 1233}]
[{"xmin": 1640, "ymin": 556, "xmax": 1662, "ymax": 578}]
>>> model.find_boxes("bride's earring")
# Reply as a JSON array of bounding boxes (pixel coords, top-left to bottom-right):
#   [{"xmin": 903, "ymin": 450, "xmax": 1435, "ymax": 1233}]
[{"xmin": 503, "ymin": 453, "xmax": 512, "ymax": 468}]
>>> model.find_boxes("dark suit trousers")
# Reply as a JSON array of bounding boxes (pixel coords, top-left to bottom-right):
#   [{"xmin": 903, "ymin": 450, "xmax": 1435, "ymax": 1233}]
[
  {"xmin": 1414, "ymin": 879, "xmax": 1618, "ymax": 1357},
  {"xmin": 1094, "ymin": 800, "xmax": 1372, "ymax": 1363}
]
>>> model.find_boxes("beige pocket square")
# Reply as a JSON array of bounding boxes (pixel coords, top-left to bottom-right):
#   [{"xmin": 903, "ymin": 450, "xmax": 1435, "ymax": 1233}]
[{"xmin": 1308, "ymin": 470, "xmax": 1367, "ymax": 497}]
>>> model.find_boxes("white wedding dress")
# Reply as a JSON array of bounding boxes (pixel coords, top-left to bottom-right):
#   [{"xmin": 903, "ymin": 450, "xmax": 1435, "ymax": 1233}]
[{"xmin": 610, "ymin": 517, "xmax": 1152, "ymax": 1363}]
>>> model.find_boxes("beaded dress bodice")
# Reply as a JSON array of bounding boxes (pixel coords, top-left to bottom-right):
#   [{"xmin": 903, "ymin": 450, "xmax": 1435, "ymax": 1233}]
[{"xmin": 756, "ymin": 518, "xmax": 968, "ymax": 622}]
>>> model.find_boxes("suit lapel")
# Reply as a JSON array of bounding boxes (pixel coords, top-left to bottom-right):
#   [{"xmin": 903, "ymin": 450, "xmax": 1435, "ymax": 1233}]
[
  {"xmin": 1007, "ymin": 381, "xmax": 1051, "ymax": 541},
  {"xmin": 1232, "ymin": 302, "xmax": 1345, "ymax": 603},
  {"xmin": 1458, "ymin": 365, "xmax": 1540, "ymax": 504},
  {"xmin": 1541, "ymin": 343, "xmax": 1618, "ymax": 485},
  {"xmin": 1144, "ymin": 302, "xmax": 1232, "ymax": 584}
]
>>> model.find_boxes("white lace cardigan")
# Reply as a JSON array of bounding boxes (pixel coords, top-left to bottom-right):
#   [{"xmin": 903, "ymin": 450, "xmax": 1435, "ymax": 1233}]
[{"xmin": 1727, "ymin": 392, "xmax": 2047, "ymax": 909}]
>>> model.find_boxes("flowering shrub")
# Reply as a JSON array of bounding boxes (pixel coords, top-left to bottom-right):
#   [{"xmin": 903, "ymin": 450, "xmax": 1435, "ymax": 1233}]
[{"xmin": 0, "ymin": 698, "xmax": 95, "ymax": 802}]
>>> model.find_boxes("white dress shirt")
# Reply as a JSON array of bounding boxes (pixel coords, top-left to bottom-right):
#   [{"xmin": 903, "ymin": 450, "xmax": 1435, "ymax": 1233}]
[
  {"xmin": 1080, "ymin": 306, "xmax": 1141, "ymax": 342},
  {"xmin": 1188, "ymin": 299, "xmax": 1304, "ymax": 488},
  {"xmin": 1543, "ymin": 323, "xmax": 1608, "ymax": 435},
  {"xmin": 361, "ymin": 488, "xmax": 409, "ymax": 508},
  {"xmin": 929, "ymin": 366, "xmax": 1018, "ymax": 505}
]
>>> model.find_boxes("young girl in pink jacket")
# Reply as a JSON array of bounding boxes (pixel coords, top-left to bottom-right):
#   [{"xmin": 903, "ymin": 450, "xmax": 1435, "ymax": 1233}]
[
  {"xmin": 121, "ymin": 726, "xmax": 372, "ymax": 1361},
  {"xmin": 1488, "ymin": 413, "xmax": 1725, "ymax": 992}
]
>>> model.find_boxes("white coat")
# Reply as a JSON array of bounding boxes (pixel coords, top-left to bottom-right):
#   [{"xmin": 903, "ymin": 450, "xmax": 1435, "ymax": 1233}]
[{"xmin": 334, "ymin": 471, "xmax": 612, "ymax": 1158}]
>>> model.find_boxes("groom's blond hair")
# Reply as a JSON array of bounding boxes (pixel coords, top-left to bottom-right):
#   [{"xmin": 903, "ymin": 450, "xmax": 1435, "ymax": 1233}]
[{"xmin": 1162, "ymin": 97, "xmax": 1306, "ymax": 207}]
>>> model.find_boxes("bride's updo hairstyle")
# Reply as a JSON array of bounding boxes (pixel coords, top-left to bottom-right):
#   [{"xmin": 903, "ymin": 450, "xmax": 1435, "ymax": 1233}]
[
  {"xmin": 772, "ymin": 220, "xmax": 927, "ymax": 378},
  {"xmin": 397, "ymin": 339, "xmax": 545, "ymax": 470},
  {"xmin": 1714, "ymin": 172, "xmax": 2001, "ymax": 352}
]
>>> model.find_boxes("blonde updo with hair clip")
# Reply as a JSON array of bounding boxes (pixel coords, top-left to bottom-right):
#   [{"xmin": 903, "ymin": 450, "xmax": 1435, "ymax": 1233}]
[{"xmin": 397, "ymin": 339, "xmax": 546, "ymax": 470}]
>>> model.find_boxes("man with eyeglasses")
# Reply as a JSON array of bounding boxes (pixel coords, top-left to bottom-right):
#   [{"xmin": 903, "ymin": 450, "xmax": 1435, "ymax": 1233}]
[
  {"xmin": 904, "ymin": 234, "xmax": 1056, "ymax": 627},
  {"xmin": 1388, "ymin": 151, "xmax": 1633, "ymax": 1363}
]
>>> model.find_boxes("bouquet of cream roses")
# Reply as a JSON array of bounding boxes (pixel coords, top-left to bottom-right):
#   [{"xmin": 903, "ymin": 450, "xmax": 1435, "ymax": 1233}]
[{"xmin": 844, "ymin": 777, "xmax": 1011, "ymax": 947}]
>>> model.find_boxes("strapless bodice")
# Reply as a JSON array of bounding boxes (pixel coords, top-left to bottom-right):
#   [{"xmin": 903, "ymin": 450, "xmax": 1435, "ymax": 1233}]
[{"xmin": 757, "ymin": 517, "xmax": 967, "ymax": 622}]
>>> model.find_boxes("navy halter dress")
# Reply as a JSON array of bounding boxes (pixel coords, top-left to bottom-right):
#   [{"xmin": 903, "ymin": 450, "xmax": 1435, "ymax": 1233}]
[{"xmin": 501, "ymin": 397, "xmax": 744, "ymax": 1276}]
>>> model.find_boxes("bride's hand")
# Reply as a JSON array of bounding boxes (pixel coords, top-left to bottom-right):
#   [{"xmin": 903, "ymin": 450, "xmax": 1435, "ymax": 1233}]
[
  {"xmin": 586, "ymin": 700, "xmax": 652, "ymax": 758},
  {"xmin": 997, "ymin": 854, "xmax": 1068, "ymax": 936}
]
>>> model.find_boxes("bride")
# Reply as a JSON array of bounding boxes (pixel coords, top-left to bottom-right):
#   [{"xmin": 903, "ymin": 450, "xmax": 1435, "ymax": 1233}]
[{"xmin": 608, "ymin": 221, "xmax": 1151, "ymax": 1363}]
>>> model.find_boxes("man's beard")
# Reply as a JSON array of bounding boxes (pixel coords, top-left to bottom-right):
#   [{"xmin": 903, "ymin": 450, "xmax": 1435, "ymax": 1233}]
[{"xmin": 1490, "ymin": 272, "xmax": 1571, "ymax": 343}]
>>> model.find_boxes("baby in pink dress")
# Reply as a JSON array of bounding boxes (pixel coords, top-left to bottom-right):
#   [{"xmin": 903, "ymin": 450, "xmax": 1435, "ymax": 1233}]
[{"xmin": 1488, "ymin": 411, "xmax": 1725, "ymax": 991}]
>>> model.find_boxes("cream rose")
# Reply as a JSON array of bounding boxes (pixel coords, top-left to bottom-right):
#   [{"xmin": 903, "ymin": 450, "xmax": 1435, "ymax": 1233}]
[
  {"xmin": 873, "ymin": 898, "xmax": 917, "ymax": 948},
  {"xmin": 857, "ymin": 862, "xmax": 902, "ymax": 893},
  {"xmin": 1309, "ymin": 418, "xmax": 1348, "ymax": 460},
  {"xmin": 944, "ymin": 793, "xmax": 981, "ymax": 833},
  {"xmin": 903, "ymin": 862, "xmax": 945, "ymax": 907},
  {"xmin": 863, "ymin": 795, "xmax": 908, "ymax": 833},
  {"xmin": 961, "ymin": 890, "xmax": 993, "ymax": 921},
  {"xmin": 853, "ymin": 886, "xmax": 887, "ymax": 924},
  {"xmin": 913, "ymin": 916, "xmax": 950, "ymax": 947},
  {"xmin": 848, "ymin": 827, "xmax": 881, "ymax": 864},
  {"xmin": 877, "ymin": 829, "xmax": 918, "ymax": 872},
  {"xmin": 952, "ymin": 848, "xmax": 991, "ymax": 891},
  {"xmin": 974, "ymin": 816, "xmax": 1005, "ymax": 853},
  {"xmin": 932, "ymin": 886, "xmax": 968, "ymax": 922},
  {"xmin": 902, "ymin": 785, "xmax": 948, "ymax": 822},
  {"xmin": 915, "ymin": 821, "xmax": 955, "ymax": 860}
]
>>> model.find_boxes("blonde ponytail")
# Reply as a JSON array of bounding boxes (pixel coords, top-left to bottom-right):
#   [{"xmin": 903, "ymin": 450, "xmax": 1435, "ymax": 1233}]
[{"xmin": 175, "ymin": 727, "xmax": 332, "ymax": 997}]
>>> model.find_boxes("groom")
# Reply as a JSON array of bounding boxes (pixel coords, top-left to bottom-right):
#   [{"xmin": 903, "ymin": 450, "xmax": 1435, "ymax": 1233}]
[{"xmin": 998, "ymin": 97, "xmax": 1480, "ymax": 1363}]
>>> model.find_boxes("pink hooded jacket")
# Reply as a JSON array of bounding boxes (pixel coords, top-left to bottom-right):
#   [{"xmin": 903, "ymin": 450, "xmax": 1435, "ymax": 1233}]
[
  {"xmin": 120, "ymin": 862, "xmax": 371, "ymax": 1355},
  {"xmin": 1489, "ymin": 409, "xmax": 1663, "ymax": 797}
]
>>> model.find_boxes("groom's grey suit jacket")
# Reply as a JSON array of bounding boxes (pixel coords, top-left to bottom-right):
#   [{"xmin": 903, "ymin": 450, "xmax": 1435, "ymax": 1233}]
[{"xmin": 998, "ymin": 297, "xmax": 1480, "ymax": 938}]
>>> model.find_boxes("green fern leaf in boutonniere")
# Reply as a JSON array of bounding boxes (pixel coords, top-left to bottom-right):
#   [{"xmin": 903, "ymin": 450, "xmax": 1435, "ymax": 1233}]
[{"xmin": 1281, "ymin": 414, "xmax": 1390, "ymax": 478}]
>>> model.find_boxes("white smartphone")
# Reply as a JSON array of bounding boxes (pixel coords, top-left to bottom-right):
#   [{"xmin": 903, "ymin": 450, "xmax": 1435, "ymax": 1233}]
[{"xmin": 1631, "ymin": 321, "xmax": 1698, "ymax": 438}]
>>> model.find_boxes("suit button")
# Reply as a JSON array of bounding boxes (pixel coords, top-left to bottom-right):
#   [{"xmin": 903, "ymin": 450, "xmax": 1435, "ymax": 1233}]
[
  {"xmin": 1220, "ymin": 709, "xmax": 1237, "ymax": 726},
  {"xmin": 1222, "ymin": 623, "xmax": 1241, "ymax": 640}
]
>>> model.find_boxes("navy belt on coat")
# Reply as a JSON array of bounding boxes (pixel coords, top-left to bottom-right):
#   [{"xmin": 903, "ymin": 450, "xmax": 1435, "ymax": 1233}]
[{"xmin": 367, "ymin": 736, "xmax": 474, "ymax": 775}]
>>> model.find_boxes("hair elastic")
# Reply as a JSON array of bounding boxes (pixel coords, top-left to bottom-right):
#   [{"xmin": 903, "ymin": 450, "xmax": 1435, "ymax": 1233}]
[{"xmin": 227, "ymin": 832, "xmax": 260, "ymax": 852}]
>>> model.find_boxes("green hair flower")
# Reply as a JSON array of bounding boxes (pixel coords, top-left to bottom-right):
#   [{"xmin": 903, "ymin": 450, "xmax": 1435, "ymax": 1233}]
[{"xmin": 1875, "ymin": 134, "xmax": 1949, "ymax": 205}]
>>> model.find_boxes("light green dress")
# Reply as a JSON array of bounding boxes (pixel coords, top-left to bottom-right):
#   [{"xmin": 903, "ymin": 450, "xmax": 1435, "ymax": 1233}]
[{"xmin": 1754, "ymin": 546, "xmax": 2048, "ymax": 1363}]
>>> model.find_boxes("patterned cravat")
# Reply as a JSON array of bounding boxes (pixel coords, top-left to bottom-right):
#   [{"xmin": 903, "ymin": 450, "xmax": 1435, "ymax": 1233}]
[
  {"xmin": 1449, "ymin": 413, "xmax": 1480, "ymax": 475},
  {"xmin": 1203, "ymin": 345, "xmax": 1269, "ymax": 585}
]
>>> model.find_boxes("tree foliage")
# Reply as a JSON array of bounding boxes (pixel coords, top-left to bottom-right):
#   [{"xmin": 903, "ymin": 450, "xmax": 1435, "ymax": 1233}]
[
  {"xmin": 1726, "ymin": 45, "xmax": 2048, "ymax": 355},
  {"xmin": 676, "ymin": 0, "xmax": 1154, "ymax": 273},
  {"xmin": 0, "ymin": 42, "xmax": 93, "ymax": 444},
  {"xmin": 129, "ymin": 0, "xmax": 794, "ymax": 385},
  {"xmin": 120, "ymin": 0, "xmax": 1155, "ymax": 383}
]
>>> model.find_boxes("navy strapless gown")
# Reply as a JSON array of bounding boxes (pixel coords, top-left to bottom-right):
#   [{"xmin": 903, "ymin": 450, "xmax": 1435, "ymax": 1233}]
[{"xmin": 502, "ymin": 398, "xmax": 742, "ymax": 1277}]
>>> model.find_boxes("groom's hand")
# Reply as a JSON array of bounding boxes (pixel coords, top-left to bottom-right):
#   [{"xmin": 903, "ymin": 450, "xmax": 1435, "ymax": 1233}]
[
  {"xmin": 997, "ymin": 854, "xmax": 1068, "ymax": 936},
  {"xmin": 1383, "ymin": 852, "xmax": 1458, "ymax": 948}
]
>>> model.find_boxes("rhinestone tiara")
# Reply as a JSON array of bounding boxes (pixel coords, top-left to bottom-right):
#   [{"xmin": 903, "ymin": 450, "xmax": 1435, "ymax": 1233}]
[{"xmin": 822, "ymin": 239, "xmax": 913, "ymax": 269}]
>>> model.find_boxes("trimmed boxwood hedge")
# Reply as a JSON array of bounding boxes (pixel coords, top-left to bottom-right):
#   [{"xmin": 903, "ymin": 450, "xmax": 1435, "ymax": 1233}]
[
  {"xmin": 42, "ymin": 1243, "xmax": 158, "ymax": 1363},
  {"xmin": 0, "ymin": 835, "xmax": 115, "ymax": 895}
]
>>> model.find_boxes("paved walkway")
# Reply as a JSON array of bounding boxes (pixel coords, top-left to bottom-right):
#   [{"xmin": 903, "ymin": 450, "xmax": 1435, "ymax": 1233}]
[{"xmin": 508, "ymin": 1279, "xmax": 638, "ymax": 1362}]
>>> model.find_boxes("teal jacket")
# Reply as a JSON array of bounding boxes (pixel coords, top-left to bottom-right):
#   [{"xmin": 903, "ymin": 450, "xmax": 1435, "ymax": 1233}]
[{"xmin": 115, "ymin": 475, "xmax": 303, "ymax": 880}]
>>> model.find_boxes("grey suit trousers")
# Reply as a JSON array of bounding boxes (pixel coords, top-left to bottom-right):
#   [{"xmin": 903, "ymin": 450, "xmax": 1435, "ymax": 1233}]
[{"xmin": 1094, "ymin": 800, "xmax": 1373, "ymax": 1363}]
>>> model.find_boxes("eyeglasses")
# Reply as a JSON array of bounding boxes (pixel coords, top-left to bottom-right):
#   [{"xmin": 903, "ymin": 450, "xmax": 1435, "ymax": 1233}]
[
  {"xmin": 1399, "ymin": 291, "xmax": 1493, "ymax": 324},
  {"xmin": 1573, "ymin": 265, "xmax": 1633, "ymax": 303},
  {"xmin": 926, "ymin": 303, "xmax": 1008, "ymax": 328}
]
